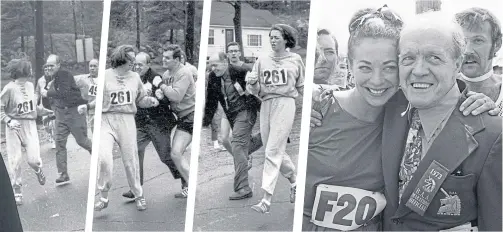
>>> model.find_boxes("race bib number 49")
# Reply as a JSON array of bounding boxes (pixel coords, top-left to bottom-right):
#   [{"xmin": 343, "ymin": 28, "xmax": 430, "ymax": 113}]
[
  {"xmin": 263, "ymin": 68, "xmax": 287, "ymax": 86},
  {"xmin": 88, "ymin": 85, "xmax": 98, "ymax": 97},
  {"xmin": 311, "ymin": 184, "xmax": 386, "ymax": 231},
  {"xmin": 17, "ymin": 100, "xmax": 34, "ymax": 115},
  {"xmin": 110, "ymin": 90, "xmax": 133, "ymax": 106}
]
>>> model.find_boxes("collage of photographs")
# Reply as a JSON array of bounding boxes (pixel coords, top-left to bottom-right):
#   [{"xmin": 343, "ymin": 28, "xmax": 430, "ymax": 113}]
[{"xmin": 0, "ymin": 0, "xmax": 502, "ymax": 231}]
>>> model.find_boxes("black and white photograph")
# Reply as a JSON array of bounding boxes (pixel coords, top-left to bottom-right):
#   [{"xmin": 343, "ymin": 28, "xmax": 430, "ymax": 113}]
[
  {"xmin": 194, "ymin": 0, "xmax": 311, "ymax": 231},
  {"xmin": 0, "ymin": 0, "xmax": 103, "ymax": 231},
  {"xmin": 305, "ymin": 0, "xmax": 502, "ymax": 231},
  {"xmin": 91, "ymin": 0, "xmax": 202, "ymax": 231}
]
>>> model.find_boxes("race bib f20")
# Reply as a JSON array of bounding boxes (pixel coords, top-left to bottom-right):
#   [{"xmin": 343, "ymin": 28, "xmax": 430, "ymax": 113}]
[{"xmin": 311, "ymin": 184, "xmax": 386, "ymax": 231}]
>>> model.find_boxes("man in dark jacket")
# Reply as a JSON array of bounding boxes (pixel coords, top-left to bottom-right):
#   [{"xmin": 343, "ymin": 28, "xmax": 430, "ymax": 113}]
[
  {"xmin": 122, "ymin": 52, "xmax": 186, "ymax": 199},
  {"xmin": 46, "ymin": 54, "xmax": 92, "ymax": 183},
  {"xmin": 204, "ymin": 51, "xmax": 262, "ymax": 200}
]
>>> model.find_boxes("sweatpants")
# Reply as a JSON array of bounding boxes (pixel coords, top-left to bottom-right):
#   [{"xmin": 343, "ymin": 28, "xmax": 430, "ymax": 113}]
[
  {"xmin": 97, "ymin": 113, "xmax": 142, "ymax": 198},
  {"xmin": 259, "ymin": 97, "xmax": 296, "ymax": 195},
  {"xmin": 5, "ymin": 120, "xmax": 42, "ymax": 189}
]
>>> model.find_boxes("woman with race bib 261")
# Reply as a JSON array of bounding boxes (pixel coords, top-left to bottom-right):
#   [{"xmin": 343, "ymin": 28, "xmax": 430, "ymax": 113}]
[{"xmin": 246, "ymin": 24, "xmax": 304, "ymax": 213}]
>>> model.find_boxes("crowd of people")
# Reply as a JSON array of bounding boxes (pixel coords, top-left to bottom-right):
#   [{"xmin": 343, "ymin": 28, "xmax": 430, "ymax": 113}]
[
  {"xmin": 203, "ymin": 23, "xmax": 304, "ymax": 214},
  {"xmin": 306, "ymin": 5, "xmax": 502, "ymax": 231},
  {"xmin": 0, "ymin": 54, "xmax": 97, "ymax": 231},
  {"xmin": 92, "ymin": 44, "xmax": 197, "ymax": 212}
]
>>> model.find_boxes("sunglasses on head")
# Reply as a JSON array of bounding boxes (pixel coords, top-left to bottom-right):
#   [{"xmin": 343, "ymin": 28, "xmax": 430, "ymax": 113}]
[{"xmin": 349, "ymin": 4, "xmax": 402, "ymax": 33}]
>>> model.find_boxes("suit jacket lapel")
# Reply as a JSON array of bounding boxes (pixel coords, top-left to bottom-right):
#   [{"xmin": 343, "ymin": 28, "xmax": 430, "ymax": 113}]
[
  {"xmin": 382, "ymin": 91, "xmax": 409, "ymax": 211},
  {"xmin": 392, "ymin": 102, "xmax": 483, "ymax": 219}
]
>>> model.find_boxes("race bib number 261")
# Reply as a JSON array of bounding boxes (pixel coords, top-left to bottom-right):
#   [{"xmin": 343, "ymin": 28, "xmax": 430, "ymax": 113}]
[
  {"xmin": 110, "ymin": 90, "xmax": 133, "ymax": 106},
  {"xmin": 17, "ymin": 100, "xmax": 34, "ymax": 115},
  {"xmin": 263, "ymin": 68, "xmax": 287, "ymax": 86},
  {"xmin": 311, "ymin": 184, "xmax": 386, "ymax": 231}
]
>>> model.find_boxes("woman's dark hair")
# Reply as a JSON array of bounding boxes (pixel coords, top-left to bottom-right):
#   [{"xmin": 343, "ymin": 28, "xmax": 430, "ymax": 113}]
[
  {"xmin": 269, "ymin": 24, "xmax": 298, "ymax": 49},
  {"xmin": 347, "ymin": 6, "xmax": 403, "ymax": 64},
  {"xmin": 7, "ymin": 59, "xmax": 32, "ymax": 80},
  {"xmin": 110, "ymin": 45, "xmax": 136, "ymax": 68}
]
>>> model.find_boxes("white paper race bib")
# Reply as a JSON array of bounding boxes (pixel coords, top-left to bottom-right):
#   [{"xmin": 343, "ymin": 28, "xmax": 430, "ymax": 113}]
[
  {"xmin": 88, "ymin": 84, "xmax": 98, "ymax": 97},
  {"xmin": 311, "ymin": 184, "xmax": 386, "ymax": 231},
  {"xmin": 109, "ymin": 90, "xmax": 133, "ymax": 106},
  {"xmin": 17, "ymin": 100, "xmax": 35, "ymax": 115},
  {"xmin": 263, "ymin": 68, "xmax": 287, "ymax": 86}
]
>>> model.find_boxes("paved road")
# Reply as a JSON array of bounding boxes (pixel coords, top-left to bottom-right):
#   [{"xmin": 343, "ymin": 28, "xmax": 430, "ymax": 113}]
[
  {"xmin": 193, "ymin": 102, "xmax": 302, "ymax": 231},
  {"xmin": 92, "ymin": 139, "xmax": 189, "ymax": 231},
  {"xmin": 0, "ymin": 127, "xmax": 91, "ymax": 231}
]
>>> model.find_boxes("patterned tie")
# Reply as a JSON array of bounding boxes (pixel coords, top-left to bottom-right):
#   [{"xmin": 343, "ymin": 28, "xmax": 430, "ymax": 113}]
[{"xmin": 398, "ymin": 108, "xmax": 423, "ymax": 203}]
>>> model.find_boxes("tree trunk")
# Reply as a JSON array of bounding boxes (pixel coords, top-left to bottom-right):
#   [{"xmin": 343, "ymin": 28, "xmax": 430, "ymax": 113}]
[
  {"xmin": 21, "ymin": 35, "xmax": 25, "ymax": 53},
  {"xmin": 50, "ymin": 34, "xmax": 54, "ymax": 54},
  {"xmin": 186, "ymin": 0, "xmax": 195, "ymax": 64},
  {"xmin": 72, "ymin": 0, "xmax": 78, "ymax": 60},
  {"xmin": 169, "ymin": 29, "xmax": 174, "ymax": 44},
  {"xmin": 80, "ymin": 0, "xmax": 86, "ymax": 36},
  {"xmin": 34, "ymin": 0, "xmax": 44, "ymax": 82},
  {"xmin": 136, "ymin": 0, "xmax": 140, "ymax": 50},
  {"xmin": 232, "ymin": 2, "xmax": 244, "ymax": 60}
]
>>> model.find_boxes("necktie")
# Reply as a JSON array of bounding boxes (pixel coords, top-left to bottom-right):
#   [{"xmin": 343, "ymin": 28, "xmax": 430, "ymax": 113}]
[{"xmin": 398, "ymin": 108, "xmax": 422, "ymax": 203}]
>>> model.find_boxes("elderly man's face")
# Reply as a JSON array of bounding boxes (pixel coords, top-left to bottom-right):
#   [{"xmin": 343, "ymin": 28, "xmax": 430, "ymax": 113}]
[
  {"xmin": 461, "ymin": 21, "xmax": 495, "ymax": 77},
  {"xmin": 134, "ymin": 54, "xmax": 150, "ymax": 77},
  {"xmin": 45, "ymin": 56, "xmax": 60, "ymax": 77},
  {"xmin": 399, "ymin": 28, "xmax": 461, "ymax": 109},
  {"xmin": 315, "ymin": 34, "xmax": 338, "ymax": 81},
  {"xmin": 209, "ymin": 57, "xmax": 227, "ymax": 77}
]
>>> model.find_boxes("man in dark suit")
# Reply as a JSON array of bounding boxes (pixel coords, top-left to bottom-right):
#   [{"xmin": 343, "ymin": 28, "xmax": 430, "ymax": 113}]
[
  {"xmin": 204, "ymin": 51, "xmax": 262, "ymax": 200},
  {"xmin": 381, "ymin": 12, "xmax": 501, "ymax": 231},
  {"xmin": 0, "ymin": 154, "xmax": 23, "ymax": 232},
  {"xmin": 122, "ymin": 52, "xmax": 186, "ymax": 199},
  {"xmin": 46, "ymin": 54, "xmax": 92, "ymax": 183}
]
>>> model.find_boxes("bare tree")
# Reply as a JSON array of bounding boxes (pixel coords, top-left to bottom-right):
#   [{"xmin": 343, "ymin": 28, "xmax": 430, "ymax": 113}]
[
  {"xmin": 34, "ymin": 0, "xmax": 44, "ymax": 82},
  {"xmin": 136, "ymin": 0, "xmax": 140, "ymax": 50},
  {"xmin": 186, "ymin": 0, "xmax": 195, "ymax": 64},
  {"xmin": 219, "ymin": 0, "xmax": 244, "ymax": 60}
]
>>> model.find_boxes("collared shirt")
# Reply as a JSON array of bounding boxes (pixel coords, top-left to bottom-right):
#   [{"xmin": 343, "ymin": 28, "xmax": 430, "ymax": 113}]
[{"xmin": 409, "ymin": 83, "xmax": 461, "ymax": 158}]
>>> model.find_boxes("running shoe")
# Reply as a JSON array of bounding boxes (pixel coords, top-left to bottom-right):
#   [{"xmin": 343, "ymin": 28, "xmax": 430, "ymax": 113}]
[
  {"xmin": 35, "ymin": 168, "xmax": 46, "ymax": 185},
  {"xmin": 175, "ymin": 187, "xmax": 188, "ymax": 198},
  {"xmin": 136, "ymin": 196, "xmax": 147, "ymax": 211},
  {"xmin": 94, "ymin": 198, "xmax": 109, "ymax": 211},
  {"xmin": 14, "ymin": 193, "xmax": 23, "ymax": 206},
  {"xmin": 290, "ymin": 184, "xmax": 296, "ymax": 203},
  {"xmin": 251, "ymin": 200, "xmax": 270, "ymax": 214}
]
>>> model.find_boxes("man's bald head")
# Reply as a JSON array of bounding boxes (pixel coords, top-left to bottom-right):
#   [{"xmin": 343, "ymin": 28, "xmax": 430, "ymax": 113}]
[
  {"xmin": 89, "ymin": 59, "xmax": 99, "ymax": 77},
  {"xmin": 134, "ymin": 52, "xmax": 151, "ymax": 76},
  {"xmin": 45, "ymin": 54, "xmax": 61, "ymax": 76},
  {"xmin": 208, "ymin": 52, "xmax": 228, "ymax": 77}
]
